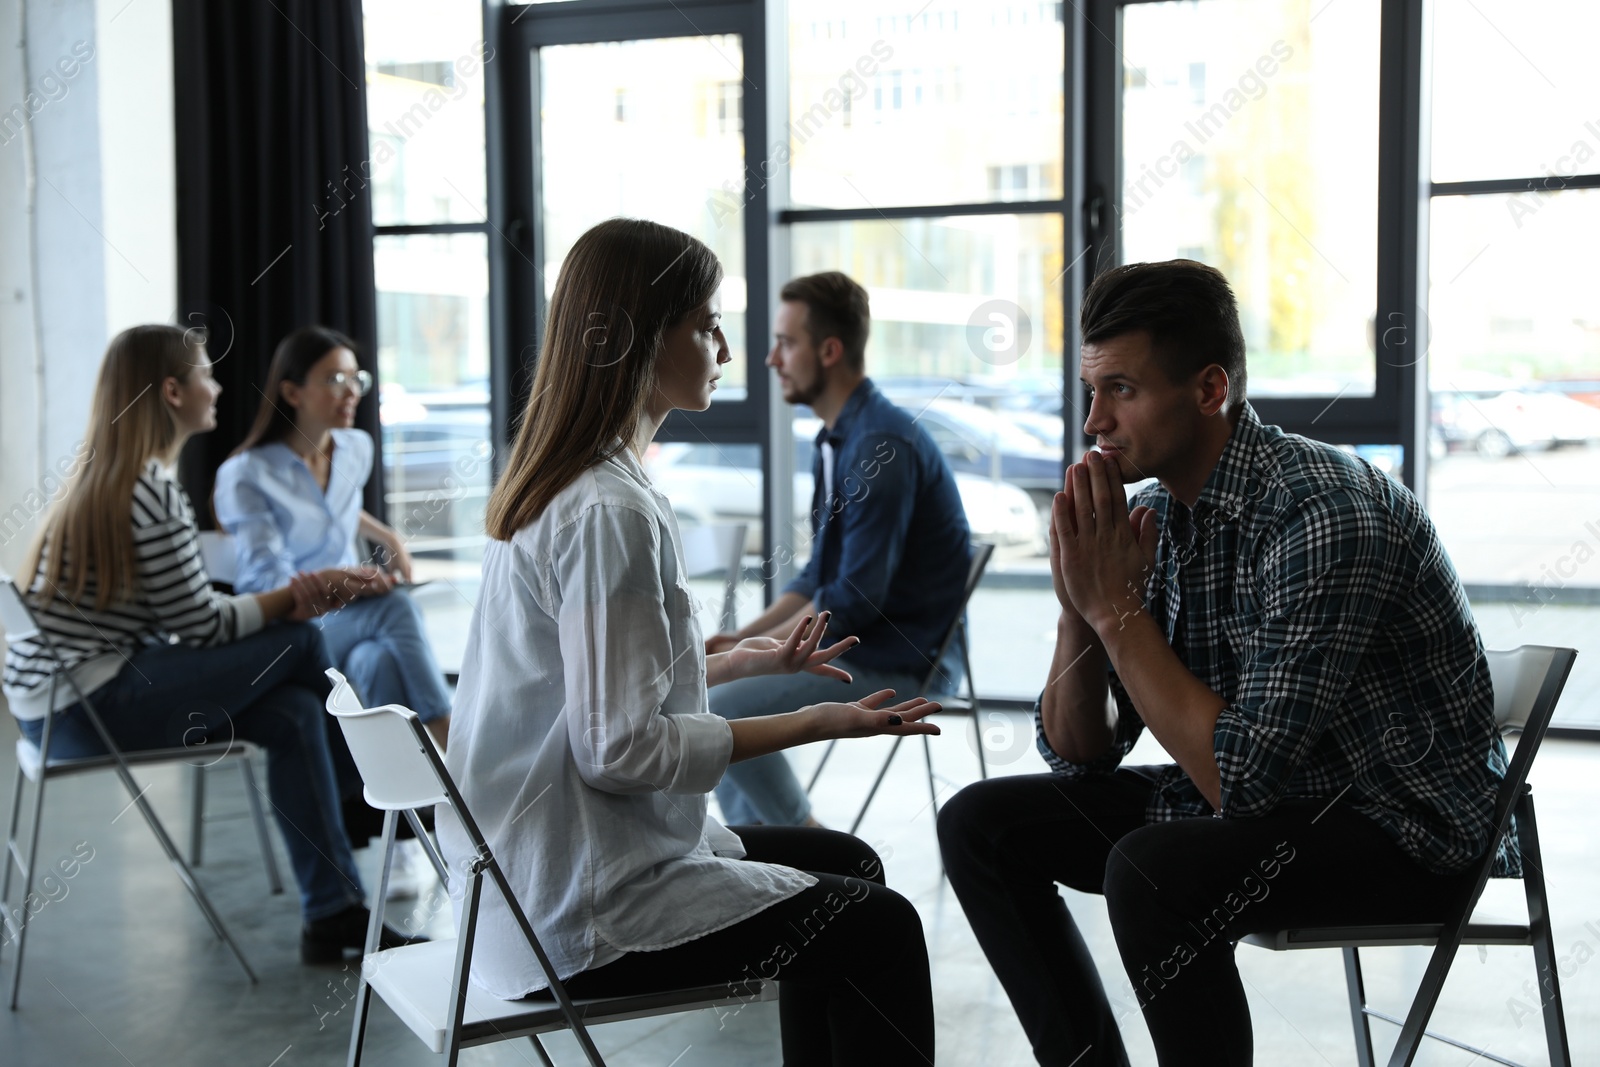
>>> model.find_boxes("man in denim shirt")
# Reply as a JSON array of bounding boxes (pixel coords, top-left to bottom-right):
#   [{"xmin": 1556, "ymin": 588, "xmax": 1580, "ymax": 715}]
[{"xmin": 706, "ymin": 272, "xmax": 972, "ymax": 826}]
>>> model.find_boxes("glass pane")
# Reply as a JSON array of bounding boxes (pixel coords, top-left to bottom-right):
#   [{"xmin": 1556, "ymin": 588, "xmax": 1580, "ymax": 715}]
[
  {"xmin": 642, "ymin": 442, "xmax": 766, "ymax": 637},
  {"xmin": 374, "ymin": 231, "xmax": 493, "ymax": 672},
  {"xmin": 539, "ymin": 37, "xmax": 749, "ymax": 400},
  {"xmin": 1120, "ymin": 0, "xmax": 1380, "ymax": 398},
  {"xmin": 785, "ymin": 213, "xmax": 1062, "ymax": 589},
  {"xmin": 786, "ymin": 1, "xmax": 1064, "ymax": 209},
  {"xmin": 363, "ymin": 0, "xmax": 488, "ymax": 226},
  {"xmin": 1431, "ymin": 0, "xmax": 1600, "ymax": 184},
  {"xmin": 1427, "ymin": 190, "xmax": 1600, "ymax": 726}
]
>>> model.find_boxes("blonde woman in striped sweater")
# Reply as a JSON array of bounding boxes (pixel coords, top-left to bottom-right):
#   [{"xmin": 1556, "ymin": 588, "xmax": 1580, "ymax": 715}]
[{"xmin": 2, "ymin": 325, "xmax": 419, "ymax": 963}]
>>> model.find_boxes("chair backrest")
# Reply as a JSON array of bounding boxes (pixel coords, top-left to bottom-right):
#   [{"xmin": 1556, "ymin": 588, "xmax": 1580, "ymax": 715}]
[
  {"xmin": 324, "ymin": 669, "xmax": 450, "ymax": 811},
  {"xmin": 1485, "ymin": 646, "xmax": 1570, "ymax": 733},
  {"xmin": 197, "ymin": 530, "xmax": 238, "ymax": 586},
  {"xmin": 0, "ymin": 576, "xmax": 41, "ymax": 642},
  {"xmin": 678, "ymin": 522, "xmax": 747, "ymax": 633},
  {"xmin": 918, "ymin": 541, "xmax": 996, "ymax": 691}
]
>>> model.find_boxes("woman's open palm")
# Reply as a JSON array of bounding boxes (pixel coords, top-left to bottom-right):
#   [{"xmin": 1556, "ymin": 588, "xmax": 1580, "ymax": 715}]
[{"xmin": 806, "ymin": 689, "xmax": 941, "ymax": 740}]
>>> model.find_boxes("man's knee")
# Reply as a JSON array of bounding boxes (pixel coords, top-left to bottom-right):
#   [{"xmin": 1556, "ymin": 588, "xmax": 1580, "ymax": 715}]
[
  {"xmin": 936, "ymin": 778, "xmax": 1022, "ymax": 873},
  {"xmin": 1103, "ymin": 823, "xmax": 1167, "ymax": 902}
]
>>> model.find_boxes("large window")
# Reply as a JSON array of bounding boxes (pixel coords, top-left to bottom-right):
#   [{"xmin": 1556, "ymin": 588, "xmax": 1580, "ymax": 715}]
[
  {"xmin": 1426, "ymin": 0, "xmax": 1600, "ymax": 726},
  {"xmin": 781, "ymin": 0, "xmax": 1068, "ymax": 701},
  {"xmin": 363, "ymin": 0, "xmax": 494, "ymax": 671},
  {"xmin": 1120, "ymin": 0, "xmax": 1381, "ymax": 397}
]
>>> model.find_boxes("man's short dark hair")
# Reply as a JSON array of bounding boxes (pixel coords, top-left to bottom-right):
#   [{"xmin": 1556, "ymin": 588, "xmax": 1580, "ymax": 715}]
[
  {"xmin": 1080, "ymin": 259, "xmax": 1247, "ymax": 405},
  {"xmin": 780, "ymin": 271, "xmax": 870, "ymax": 372}
]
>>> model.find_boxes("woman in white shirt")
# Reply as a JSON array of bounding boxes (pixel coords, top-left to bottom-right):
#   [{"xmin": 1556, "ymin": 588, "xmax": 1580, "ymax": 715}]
[
  {"xmin": 213, "ymin": 326, "xmax": 451, "ymax": 752},
  {"xmin": 439, "ymin": 218, "xmax": 937, "ymax": 1063},
  {"xmin": 2, "ymin": 324, "xmax": 421, "ymax": 963}
]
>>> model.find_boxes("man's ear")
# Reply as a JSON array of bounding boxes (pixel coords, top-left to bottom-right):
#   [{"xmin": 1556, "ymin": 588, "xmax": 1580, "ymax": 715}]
[
  {"xmin": 1196, "ymin": 364, "xmax": 1231, "ymax": 417},
  {"xmin": 817, "ymin": 336, "xmax": 846, "ymax": 370}
]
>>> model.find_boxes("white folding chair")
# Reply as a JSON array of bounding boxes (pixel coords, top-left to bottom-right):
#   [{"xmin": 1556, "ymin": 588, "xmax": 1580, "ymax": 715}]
[
  {"xmin": 323, "ymin": 669, "xmax": 774, "ymax": 1067},
  {"xmin": 678, "ymin": 522, "xmax": 748, "ymax": 635},
  {"xmin": 807, "ymin": 541, "xmax": 997, "ymax": 836},
  {"xmin": 1242, "ymin": 644, "xmax": 1578, "ymax": 1067},
  {"xmin": 0, "ymin": 576, "xmax": 266, "ymax": 1006}
]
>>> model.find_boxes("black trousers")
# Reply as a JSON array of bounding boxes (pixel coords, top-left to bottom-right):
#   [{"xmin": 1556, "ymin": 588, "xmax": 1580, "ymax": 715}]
[
  {"xmin": 549, "ymin": 827, "xmax": 934, "ymax": 1066},
  {"xmin": 937, "ymin": 768, "xmax": 1475, "ymax": 1067}
]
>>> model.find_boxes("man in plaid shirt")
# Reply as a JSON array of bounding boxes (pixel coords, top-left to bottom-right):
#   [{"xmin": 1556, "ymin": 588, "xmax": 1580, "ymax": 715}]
[{"xmin": 939, "ymin": 260, "xmax": 1509, "ymax": 1067}]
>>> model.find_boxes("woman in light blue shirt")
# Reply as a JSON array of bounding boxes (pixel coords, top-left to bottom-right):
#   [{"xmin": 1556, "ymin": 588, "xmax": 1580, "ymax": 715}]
[
  {"xmin": 439, "ymin": 218, "xmax": 938, "ymax": 1063},
  {"xmin": 214, "ymin": 327, "xmax": 451, "ymax": 751}
]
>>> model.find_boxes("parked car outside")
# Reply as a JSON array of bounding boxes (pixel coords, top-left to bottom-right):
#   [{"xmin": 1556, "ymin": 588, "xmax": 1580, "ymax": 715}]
[
  {"xmin": 645, "ymin": 419, "xmax": 1044, "ymax": 559},
  {"xmin": 379, "ymin": 384, "xmax": 493, "ymax": 551}
]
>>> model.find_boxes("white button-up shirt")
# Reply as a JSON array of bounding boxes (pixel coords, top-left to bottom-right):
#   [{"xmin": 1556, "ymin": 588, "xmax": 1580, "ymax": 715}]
[
  {"xmin": 437, "ymin": 447, "xmax": 815, "ymax": 999},
  {"xmin": 212, "ymin": 428, "xmax": 371, "ymax": 592}
]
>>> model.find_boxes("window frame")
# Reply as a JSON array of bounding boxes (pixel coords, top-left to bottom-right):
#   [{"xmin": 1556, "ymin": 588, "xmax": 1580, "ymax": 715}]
[{"xmin": 1082, "ymin": 0, "xmax": 1429, "ymax": 488}]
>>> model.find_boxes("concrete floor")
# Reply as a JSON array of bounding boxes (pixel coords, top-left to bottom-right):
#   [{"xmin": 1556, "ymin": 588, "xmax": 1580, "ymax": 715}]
[{"xmin": 1, "ymin": 707, "xmax": 1596, "ymax": 1066}]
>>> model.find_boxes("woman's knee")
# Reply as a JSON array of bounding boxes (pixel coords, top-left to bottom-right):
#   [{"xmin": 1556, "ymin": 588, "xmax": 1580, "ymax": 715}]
[
  {"xmin": 819, "ymin": 829, "xmax": 887, "ymax": 885},
  {"xmin": 236, "ymin": 683, "xmax": 331, "ymax": 753}
]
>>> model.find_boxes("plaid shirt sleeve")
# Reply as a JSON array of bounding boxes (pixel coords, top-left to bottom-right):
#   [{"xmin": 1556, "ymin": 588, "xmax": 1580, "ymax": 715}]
[{"xmin": 1213, "ymin": 488, "xmax": 1401, "ymax": 817}]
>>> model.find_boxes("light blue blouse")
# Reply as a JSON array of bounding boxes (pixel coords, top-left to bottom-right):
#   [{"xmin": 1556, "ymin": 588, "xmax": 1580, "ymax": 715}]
[{"xmin": 212, "ymin": 428, "xmax": 373, "ymax": 593}]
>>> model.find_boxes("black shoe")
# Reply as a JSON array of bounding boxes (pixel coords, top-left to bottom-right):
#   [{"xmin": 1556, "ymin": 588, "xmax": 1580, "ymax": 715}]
[{"xmin": 301, "ymin": 904, "xmax": 429, "ymax": 965}]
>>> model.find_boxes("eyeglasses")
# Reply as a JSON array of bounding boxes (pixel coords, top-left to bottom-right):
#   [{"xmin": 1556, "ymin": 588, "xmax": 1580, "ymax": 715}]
[{"xmin": 324, "ymin": 370, "xmax": 373, "ymax": 397}]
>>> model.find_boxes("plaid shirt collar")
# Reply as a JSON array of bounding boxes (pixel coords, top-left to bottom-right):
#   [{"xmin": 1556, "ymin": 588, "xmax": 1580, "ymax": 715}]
[{"xmin": 1194, "ymin": 401, "xmax": 1269, "ymax": 523}]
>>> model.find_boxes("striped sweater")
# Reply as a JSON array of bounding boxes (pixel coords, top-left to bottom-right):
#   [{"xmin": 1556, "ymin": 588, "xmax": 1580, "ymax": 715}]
[{"xmin": 3, "ymin": 460, "xmax": 264, "ymax": 720}]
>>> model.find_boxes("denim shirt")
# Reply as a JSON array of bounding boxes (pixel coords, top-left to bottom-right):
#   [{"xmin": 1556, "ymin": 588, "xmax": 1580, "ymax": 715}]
[
  {"xmin": 438, "ymin": 446, "xmax": 815, "ymax": 998},
  {"xmin": 212, "ymin": 428, "xmax": 371, "ymax": 593},
  {"xmin": 785, "ymin": 379, "xmax": 972, "ymax": 682}
]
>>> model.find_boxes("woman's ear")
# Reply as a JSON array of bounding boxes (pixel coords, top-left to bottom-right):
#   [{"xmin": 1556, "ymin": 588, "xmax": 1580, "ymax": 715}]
[
  {"xmin": 161, "ymin": 376, "xmax": 184, "ymax": 410},
  {"xmin": 279, "ymin": 377, "xmax": 301, "ymax": 410}
]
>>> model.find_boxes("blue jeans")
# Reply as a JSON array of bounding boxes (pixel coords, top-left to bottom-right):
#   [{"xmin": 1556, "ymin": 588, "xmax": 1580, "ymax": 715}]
[
  {"xmin": 17, "ymin": 624, "xmax": 367, "ymax": 922},
  {"xmin": 316, "ymin": 589, "xmax": 451, "ymax": 722},
  {"xmin": 709, "ymin": 661, "xmax": 921, "ymax": 826}
]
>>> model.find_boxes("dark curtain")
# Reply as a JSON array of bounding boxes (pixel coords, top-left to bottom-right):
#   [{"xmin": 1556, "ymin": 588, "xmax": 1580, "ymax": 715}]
[{"xmin": 172, "ymin": 0, "xmax": 382, "ymax": 524}]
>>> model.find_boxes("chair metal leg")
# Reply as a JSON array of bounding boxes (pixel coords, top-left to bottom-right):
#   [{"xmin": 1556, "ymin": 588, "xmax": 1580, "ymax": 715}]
[
  {"xmin": 529, "ymin": 1035, "xmax": 558, "ymax": 1067},
  {"xmin": 1517, "ymin": 794, "xmax": 1571, "ymax": 1067},
  {"xmin": 920, "ymin": 734, "xmax": 940, "ymax": 819},
  {"xmin": 849, "ymin": 736, "xmax": 904, "ymax": 835},
  {"xmin": 7, "ymin": 768, "xmax": 47, "ymax": 1009},
  {"xmin": 964, "ymin": 639, "xmax": 987, "ymax": 780},
  {"xmin": 237, "ymin": 756, "xmax": 284, "ymax": 895},
  {"xmin": 115, "ymin": 766, "xmax": 258, "ymax": 983},
  {"xmin": 189, "ymin": 763, "xmax": 206, "ymax": 867},
  {"xmin": 805, "ymin": 738, "xmax": 838, "ymax": 794},
  {"xmin": 346, "ymin": 983, "xmax": 375, "ymax": 1067},
  {"xmin": 1342, "ymin": 946, "xmax": 1377, "ymax": 1067},
  {"xmin": 1384, "ymin": 926, "xmax": 1468, "ymax": 1066},
  {"xmin": 1, "ymin": 761, "xmax": 27, "ymax": 959},
  {"xmin": 403, "ymin": 809, "xmax": 450, "ymax": 888}
]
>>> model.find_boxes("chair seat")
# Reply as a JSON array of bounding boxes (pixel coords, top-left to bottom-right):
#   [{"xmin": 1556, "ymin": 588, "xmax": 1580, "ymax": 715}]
[
  {"xmin": 15, "ymin": 736, "xmax": 259, "ymax": 783},
  {"xmin": 365, "ymin": 939, "xmax": 775, "ymax": 1054},
  {"xmin": 1242, "ymin": 919, "xmax": 1534, "ymax": 951}
]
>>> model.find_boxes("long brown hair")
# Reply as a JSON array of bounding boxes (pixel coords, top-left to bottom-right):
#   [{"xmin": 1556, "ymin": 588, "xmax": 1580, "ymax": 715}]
[
  {"xmin": 22, "ymin": 325, "xmax": 207, "ymax": 610},
  {"xmin": 485, "ymin": 218, "xmax": 723, "ymax": 538},
  {"xmin": 233, "ymin": 325, "xmax": 360, "ymax": 455}
]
